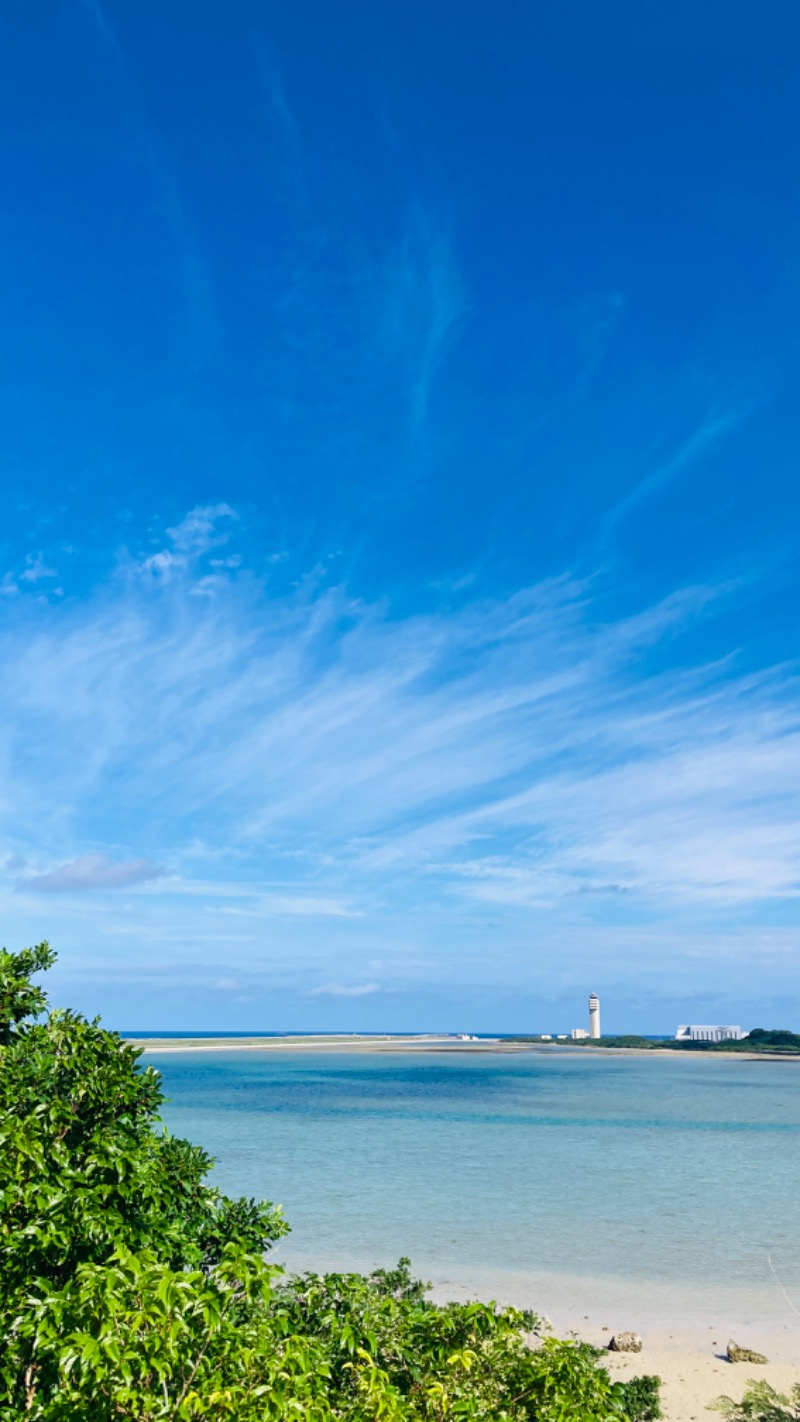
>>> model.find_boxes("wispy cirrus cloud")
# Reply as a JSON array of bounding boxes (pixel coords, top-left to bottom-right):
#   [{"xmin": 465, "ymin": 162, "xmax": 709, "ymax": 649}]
[
  {"xmin": 1, "ymin": 506, "xmax": 799, "ymax": 1018},
  {"xmin": 383, "ymin": 209, "xmax": 465, "ymax": 443},
  {"xmin": 603, "ymin": 409, "xmax": 745, "ymax": 533}
]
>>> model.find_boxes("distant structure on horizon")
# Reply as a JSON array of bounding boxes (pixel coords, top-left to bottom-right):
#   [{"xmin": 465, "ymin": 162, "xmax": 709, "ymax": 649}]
[
  {"xmin": 674, "ymin": 1024, "xmax": 743, "ymax": 1043},
  {"xmin": 589, "ymin": 992, "xmax": 601, "ymax": 1039},
  {"xmin": 571, "ymin": 1027, "xmax": 589, "ymax": 1040}
]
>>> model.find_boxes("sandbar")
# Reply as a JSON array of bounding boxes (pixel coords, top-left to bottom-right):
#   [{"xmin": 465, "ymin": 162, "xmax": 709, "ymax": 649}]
[{"xmin": 128, "ymin": 1034, "xmax": 800, "ymax": 1062}]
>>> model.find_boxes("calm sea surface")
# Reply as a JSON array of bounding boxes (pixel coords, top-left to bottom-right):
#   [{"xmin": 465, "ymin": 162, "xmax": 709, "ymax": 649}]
[{"xmin": 151, "ymin": 1049, "xmax": 800, "ymax": 1309}]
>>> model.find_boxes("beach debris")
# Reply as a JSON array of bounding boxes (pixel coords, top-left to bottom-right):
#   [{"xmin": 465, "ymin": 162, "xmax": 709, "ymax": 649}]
[
  {"xmin": 726, "ymin": 1341, "xmax": 768, "ymax": 1364},
  {"xmin": 608, "ymin": 1332, "xmax": 643, "ymax": 1353}
]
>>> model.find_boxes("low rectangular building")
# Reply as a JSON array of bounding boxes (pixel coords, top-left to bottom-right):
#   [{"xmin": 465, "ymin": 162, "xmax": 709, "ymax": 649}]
[{"xmin": 674, "ymin": 1024, "xmax": 743, "ymax": 1043}]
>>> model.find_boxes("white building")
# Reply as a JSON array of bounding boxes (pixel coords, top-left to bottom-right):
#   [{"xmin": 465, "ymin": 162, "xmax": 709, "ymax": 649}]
[
  {"xmin": 674, "ymin": 1024, "xmax": 744, "ymax": 1043},
  {"xmin": 589, "ymin": 992, "xmax": 601, "ymax": 1039},
  {"xmin": 571, "ymin": 1028, "xmax": 589, "ymax": 1040}
]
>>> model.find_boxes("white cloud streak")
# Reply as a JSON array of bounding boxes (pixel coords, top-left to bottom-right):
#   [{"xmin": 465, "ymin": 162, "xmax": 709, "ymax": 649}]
[
  {"xmin": 310, "ymin": 983, "xmax": 381, "ymax": 997},
  {"xmin": 21, "ymin": 854, "xmax": 164, "ymax": 894}
]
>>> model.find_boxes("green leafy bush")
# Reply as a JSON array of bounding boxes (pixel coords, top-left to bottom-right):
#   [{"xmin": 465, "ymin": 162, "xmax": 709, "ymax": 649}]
[
  {"xmin": 590, "ymin": 1037, "xmax": 657, "ymax": 1050},
  {"xmin": 745, "ymin": 1030, "xmax": 800, "ymax": 1050},
  {"xmin": 1, "ymin": 942, "xmax": 662, "ymax": 1420},
  {"xmin": 618, "ymin": 1374, "xmax": 662, "ymax": 1420},
  {"xmin": 713, "ymin": 1382, "xmax": 800, "ymax": 1421}
]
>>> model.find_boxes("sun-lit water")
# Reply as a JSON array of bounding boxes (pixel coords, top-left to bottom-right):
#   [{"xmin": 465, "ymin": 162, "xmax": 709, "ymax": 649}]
[{"xmin": 151, "ymin": 1048, "xmax": 800, "ymax": 1319}]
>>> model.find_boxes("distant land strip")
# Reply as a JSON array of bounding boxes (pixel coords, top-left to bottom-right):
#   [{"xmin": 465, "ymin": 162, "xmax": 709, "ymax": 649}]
[
  {"xmin": 126, "ymin": 1031, "xmax": 800, "ymax": 1059},
  {"xmin": 126, "ymin": 1034, "xmax": 520, "ymax": 1054}
]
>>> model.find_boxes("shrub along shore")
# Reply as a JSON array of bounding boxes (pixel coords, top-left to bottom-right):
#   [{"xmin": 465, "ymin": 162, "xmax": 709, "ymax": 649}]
[{"xmin": 507, "ymin": 1030, "xmax": 800, "ymax": 1055}]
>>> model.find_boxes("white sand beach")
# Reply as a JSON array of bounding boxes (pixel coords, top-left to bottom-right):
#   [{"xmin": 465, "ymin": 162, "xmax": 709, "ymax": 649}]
[
  {"xmin": 280, "ymin": 1253, "xmax": 800, "ymax": 1421},
  {"xmin": 428, "ymin": 1266, "xmax": 800, "ymax": 1422},
  {"xmin": 604, "ymin": 1339, "xmax": 800, "ymax": 1422}
]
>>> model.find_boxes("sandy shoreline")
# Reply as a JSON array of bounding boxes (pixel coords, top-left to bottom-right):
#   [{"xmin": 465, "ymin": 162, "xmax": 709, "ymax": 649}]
[
  {"xmin": 278, "ymin": 1251, "xmax": 800, "ymax": 1420},
  {"xmin": 479, "ymin": 1274, "xmax": 800, "ymax": 1421},
  {"xmin": 128, "ymin": 1034, "xmax": 800, "ymax": 1062},
  {"xmin": 603, "ymin": 1339, "xmax": 800, "ymax": 1422}
]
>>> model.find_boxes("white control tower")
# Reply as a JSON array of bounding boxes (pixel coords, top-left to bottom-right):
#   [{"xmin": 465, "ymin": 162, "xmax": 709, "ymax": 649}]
[{"xmin": 589, "ymin": 992, "xmax": 601, "ymax": 1039}]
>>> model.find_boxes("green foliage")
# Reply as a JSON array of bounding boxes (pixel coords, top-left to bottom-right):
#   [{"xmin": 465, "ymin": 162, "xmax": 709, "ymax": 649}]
[
  {"xmin": 0, "ymin": 939, "xmax": 55, "ymax": 1044},
  {"xmin": 589, "ymin": 1037, "xmax": 658, "ymax": 1050},
  {"xmin": 276, "ymin": 1267, "xmax": 635, "ymax": 1420},
  {"xmin": 1, "ymin": 942, "xmax": 663, "ymax": 1421},
  {"xmin": 617, "ymin": 1374, "xmax": 662, "ymax": 1420},
  {"xmin": 744, "ymin": 1029, "xmax": 800, "ymax": 1051},
  {"xmin": 712, "ymin": 1382, "xmax": 800, "ymax": 1420}
]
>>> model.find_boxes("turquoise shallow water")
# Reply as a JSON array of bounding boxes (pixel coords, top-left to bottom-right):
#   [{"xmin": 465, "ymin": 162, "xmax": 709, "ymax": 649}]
[{"xmin": 152, "ymin": 1049, "xmax": 800, "ymax": 1305}]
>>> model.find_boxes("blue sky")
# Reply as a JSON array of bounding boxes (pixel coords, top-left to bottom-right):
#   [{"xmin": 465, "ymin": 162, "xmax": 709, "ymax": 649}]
[{"xmin": 1, "ymin": 0, "xmax": 799, "ymax": 1031}]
